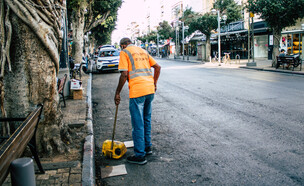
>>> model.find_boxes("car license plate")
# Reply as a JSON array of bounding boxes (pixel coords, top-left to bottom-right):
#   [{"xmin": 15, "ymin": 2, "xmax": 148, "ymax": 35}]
[{"xmin": 108, "ymin": 64, "xmax": 115, "ymax": 67}]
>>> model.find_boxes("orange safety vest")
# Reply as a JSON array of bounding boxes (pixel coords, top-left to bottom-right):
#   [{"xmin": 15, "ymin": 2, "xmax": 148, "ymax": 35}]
[{"xmin": 119, "ymin": 45, "xmax": 156, "ymax": 98}]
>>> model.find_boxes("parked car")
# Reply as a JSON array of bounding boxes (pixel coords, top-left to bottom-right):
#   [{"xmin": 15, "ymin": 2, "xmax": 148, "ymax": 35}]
[
  {"xmin": 98, "ymin": 45, "xmax": 116, "ymax": 50},
  {"xmin": 96, "ymin": 48, "xmax": 120, "ymax": 72}
]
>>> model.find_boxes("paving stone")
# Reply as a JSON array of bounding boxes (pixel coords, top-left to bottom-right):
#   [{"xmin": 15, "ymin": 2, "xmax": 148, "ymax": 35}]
[
  {"xmin": 70, "ymin": 183, "xmax": 81, "ymax": 186},
  {"xmin": 52, "ymin": 174, "xmax": 63, "ymax": 178},
  {"xmin": 62, "ymin": 172, "xmax": 69, "ymax": 178},
  {"xmin": 70, "ymin": 167, "xmax": 82, "ymax": 174},
  {"xmin": 43, "ymin": 178, "xmax": 55, "ymax": 184},
  {"xmin": 46, "ymin": 170, "xmax": 57, "ymax": 176},
  {"xmin": 40, "ymin": 161, "xmax": 78, "ymax": 170},
  {"xmin": 36, "ymin": 180, "xmax": 42, "ymax": 185},
  {"xmin": 57, "ymin": 168, "xmax": 70, "ymax": 173},
  {"xmin": 69, "ymin": 173, "xmax": 82, "ymax": 183},
  {"xmin": 36, "ymin": 174, "xmax": 49, "ymax": 180},
  {"xmin": 59, "ymin": 176, "xmax": 69, "ymax": 184}
]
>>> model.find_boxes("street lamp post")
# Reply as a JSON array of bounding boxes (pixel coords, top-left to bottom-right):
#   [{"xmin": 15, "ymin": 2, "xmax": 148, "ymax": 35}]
[
  {"xmin": 182, "ymin": 21, "xmax": 185, "ymax": 60},
  {"xmin": 157, "ymin": 33, "xmax": 160, "ymax": 58},
  {"xmin": 181, "ymin": 22, "xmax": 189, "ymax": 61},
  {"xmin": 246, "ymin": 12, "xmax": 257, "ymax": 66},
  {"xmin": 211, "ymin": 9, "xmax": 227, "ymax": 66},
  {"xmin": 174, "ymin": 24, "xmax": 178, "ymax": 59}
]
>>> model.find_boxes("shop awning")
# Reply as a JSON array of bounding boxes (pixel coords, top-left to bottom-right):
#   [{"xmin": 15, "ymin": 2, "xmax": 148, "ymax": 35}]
[
  {"xmin": 221, "ymin": 29, "xmax": 247, "ymax": 36},
  {"xmin": 253, "ymin": 27, "xmax": 269, "ymax": 34},
  {"xmin": 190, "ymin": 35, "xmax": 206, "ymax": 41},
  {"xmin": 282, "ymin": 30, "xmax": 304, "ymax": 34},
  {"xmin": 212, "ymin": 27, "xmax": 269, "ymax": 38}
]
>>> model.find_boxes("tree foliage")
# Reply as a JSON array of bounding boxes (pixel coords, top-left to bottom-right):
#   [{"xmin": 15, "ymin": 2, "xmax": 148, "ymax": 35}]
[
  {"xmin": 67, "ymin": 0, "xmax": 121, "ymax": 63},
  {"xmin": 179, "ymin": 7, "xmax": 199, "ymax": 38},
  {"xmin": 91, "ymin": 18, "xmax": 116, "ymax": 45},
  {"xmin": 246, "ymin": 0, "xmax": 304, "ymax": 32},
  {"xmin": 247, "ymin": 0, "xmax": 304, "ymax": 64},
  {"xmin": 157, "ymin": 21, "xmax": 173, "ymax": 40},
  {"xmin": 137, "ymin": 31, "xmax": 157, "ymax": 44},
  {"xmin": 67, "ymin": 0, "xmax": 122, "ymax": 35},
  {"xmin": 180, "ymin": 7, "xmax": 200, "ymax": 26},
  {"xmin": 138, "ymin": 20, "xmax": 174, "ymax": 44},
  {"xmin": 213, "ymin": 0, "xmax": 242, "ymax": 24},
  {"xmin": 90, "ymin": 0, "xmax": 121, "ymax": 45},
  {"xmin": 87, "ymin": 0, "xmax": 121, "ymax": 36},
  {"xmin": 189, "ymin": 13, "xmax": 217, "ymax": 37}
]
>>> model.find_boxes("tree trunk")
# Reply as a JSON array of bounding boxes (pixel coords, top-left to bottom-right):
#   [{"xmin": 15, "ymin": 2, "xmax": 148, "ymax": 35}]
[
  {"xmin": 4, "ymin": 13, "xmax": 71, "ymax": 156},
  {"xmin": 72, "ymin": 6, "xmax": 86, "ymax": 64},
  {"xmin": 205, "ymin": 36, "xmax": 211, "ymax": 61},
  {"xmin": 272, "ymin": 28, "xmax": 281, "ymax": 66}
]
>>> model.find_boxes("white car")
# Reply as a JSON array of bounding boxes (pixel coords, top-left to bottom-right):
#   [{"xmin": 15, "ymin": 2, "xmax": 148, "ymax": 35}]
[{"xmin": 96, "ymin": 48, "xmax": 120, "ymax": 72}]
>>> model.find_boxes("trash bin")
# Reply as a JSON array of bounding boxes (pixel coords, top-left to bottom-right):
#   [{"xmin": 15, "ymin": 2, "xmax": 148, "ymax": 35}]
[{"xmin": 10, "ymin": 158, "xmax": 36, "ymax": 186}]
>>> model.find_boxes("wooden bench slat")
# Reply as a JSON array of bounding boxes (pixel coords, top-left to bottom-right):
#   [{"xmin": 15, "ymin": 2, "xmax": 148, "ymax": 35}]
[{"xmin": 0, "ymin": 105, "xmax": 43, "ymax": 184}]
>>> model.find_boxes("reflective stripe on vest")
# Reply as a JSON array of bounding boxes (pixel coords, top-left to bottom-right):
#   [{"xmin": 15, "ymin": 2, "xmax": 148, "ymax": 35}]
[{"xmin": 123, "ymin": 49, "xmax": 152, "ymax": 80}]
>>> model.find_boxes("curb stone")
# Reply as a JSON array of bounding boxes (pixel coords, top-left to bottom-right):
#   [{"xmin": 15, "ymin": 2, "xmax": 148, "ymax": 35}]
[
  {"xmin": 240, "ymin": 66, "xmax": 304, "ymax": 75},
  {"xmin": 82, "ymin": 71, "xmax": 95, "ymax": 186}
]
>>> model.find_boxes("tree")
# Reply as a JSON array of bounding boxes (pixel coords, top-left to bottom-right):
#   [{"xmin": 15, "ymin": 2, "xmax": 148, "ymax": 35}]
[
  {"xmin": 1, "ymin": 0, "xmax": 71, "ymax": 155},
  {"xmin": 213, "ymin": 0, "xmax": 242, "ymax": 24},
  {"xmin": 137, "ymin": 31, "xmax": 158, "ymax": 44},
  {"xmin": 157, "ymin": 21, "xmax": 173, "ymax": 40},
  {"xmin": 247, "ymin": 0, "xmax": 304, "ymax": 65},
  {"xmin": 187, "ymin": 0, "xmax": 242, "ymax": 61},
  {"xmin": 89, "ymin": 0, "xmax": 121, "ymax": 46},
  {"xmin": 180, "ymin": 7, "xmax": 200, "ymax": 26},
  {"xmin": 176, "ymin": 7, "xmax": 200, "ymax": 42},
  {"xmin": 189, "ymin": 14, "xmax": 218, "ymax": 60},
  {"xmin": 91, "ymin": 11, "xmax": 118, "ymax": 46},
  {"xmin": 137, "ymin": 35, "xmax": 148, "ymax": 44},
  {"xmin": 147, "ymin": 31, "xmax": 158, "ymax": 44},
  {"xmin": 67, "ymin": 0, "xmax": 122, "ymax": 63}
]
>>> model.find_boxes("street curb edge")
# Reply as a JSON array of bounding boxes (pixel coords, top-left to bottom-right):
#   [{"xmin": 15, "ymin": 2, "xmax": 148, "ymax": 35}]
[{"xmin": 82, "ymin": 72, "xmax": 96, "ymax": 186}]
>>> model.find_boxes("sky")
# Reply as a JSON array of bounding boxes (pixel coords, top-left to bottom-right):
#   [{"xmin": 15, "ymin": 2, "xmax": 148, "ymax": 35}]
[{"xmin": 111, "ymin": 0, "xmax": 145, "ymax": 44}]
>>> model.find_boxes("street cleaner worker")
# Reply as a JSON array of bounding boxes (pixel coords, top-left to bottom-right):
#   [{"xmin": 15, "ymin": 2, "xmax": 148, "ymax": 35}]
[{"xmin": 114, "ymin": 37, "xmax": 161, "ymax": 165}]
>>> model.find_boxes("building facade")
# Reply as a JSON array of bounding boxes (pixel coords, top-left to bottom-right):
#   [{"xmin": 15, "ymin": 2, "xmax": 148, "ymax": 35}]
[{"xmin": 136, "ymin": 0, "xmax": 304, "ymax": 61}]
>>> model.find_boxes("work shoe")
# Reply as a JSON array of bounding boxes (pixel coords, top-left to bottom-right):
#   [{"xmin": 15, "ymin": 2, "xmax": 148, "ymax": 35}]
[
  {"xmin": 145, "ymin": 147, "xmax": 152, "ymax": 155},
  {"xmin": 127, "ymin": 155, "xmax": 147, "ymax": 165}
]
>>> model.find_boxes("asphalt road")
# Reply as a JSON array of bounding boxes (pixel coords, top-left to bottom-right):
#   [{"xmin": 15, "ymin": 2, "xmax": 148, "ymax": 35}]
[{"xmin": 92, "ymin": 59, "xmax": 304, "ymax": 186}]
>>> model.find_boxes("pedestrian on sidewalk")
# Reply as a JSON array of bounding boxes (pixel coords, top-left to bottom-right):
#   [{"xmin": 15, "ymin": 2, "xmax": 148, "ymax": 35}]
[
  {"xmin": 277, "ymin": 49, "xmax": 287, "ymax": 69},
  {"xmin": 114, "ymin": 37, "xmax": 161, "ymax": 165}
]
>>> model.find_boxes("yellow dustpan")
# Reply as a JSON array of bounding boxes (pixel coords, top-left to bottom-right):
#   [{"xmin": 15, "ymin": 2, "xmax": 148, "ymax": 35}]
[{"xmin": 102, "ymin": 105, "xmax": 127, "ymax": 159}]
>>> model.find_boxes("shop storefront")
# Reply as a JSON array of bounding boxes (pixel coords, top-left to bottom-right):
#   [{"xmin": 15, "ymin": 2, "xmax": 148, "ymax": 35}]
[
  {"xmin": 280, "ymin": 30, "xmax": 303, "ymax": 58},
  {"xmin": 211, "ymin": 21, "xmax": 249, "ymax": 59},
  {"xmin": 254, "ymin": 35, "xmax": 268, "ymax": 58},
  {"xmin": 211, "ymin": 21, "xmax": 270, "ymax": 60}
]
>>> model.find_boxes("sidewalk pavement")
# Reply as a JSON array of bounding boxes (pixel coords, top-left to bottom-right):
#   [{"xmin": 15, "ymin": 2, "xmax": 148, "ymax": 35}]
[
  {"xmin": 163, "ymin": 55, "xmax": 304, "ymax": 75},
  {"xmin": 3, "ymin": 69, "xmax": 94, "ymax": 186}
]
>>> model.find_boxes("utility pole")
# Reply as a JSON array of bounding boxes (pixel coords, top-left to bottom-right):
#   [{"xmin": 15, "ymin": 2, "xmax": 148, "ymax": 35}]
[
  {"xmin": 247, "ymin": 12, "xmax": 256, "ymax": 66},
  {"xmin": 182, "ymin": 21, "xmax": 185, "ymax": 60},
  {"xmin": 175, "ymin": 26, "xmax": 177, "ymax": 59},
  {"xmin": 157, "ymin": 33, "xmax": 160, "ymax": 57}
]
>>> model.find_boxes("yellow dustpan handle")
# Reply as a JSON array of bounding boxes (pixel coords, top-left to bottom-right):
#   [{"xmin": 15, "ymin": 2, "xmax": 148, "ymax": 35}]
[{"xmin": 110, "ymin": 105, "xmax": 119, "ymax": 157}]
